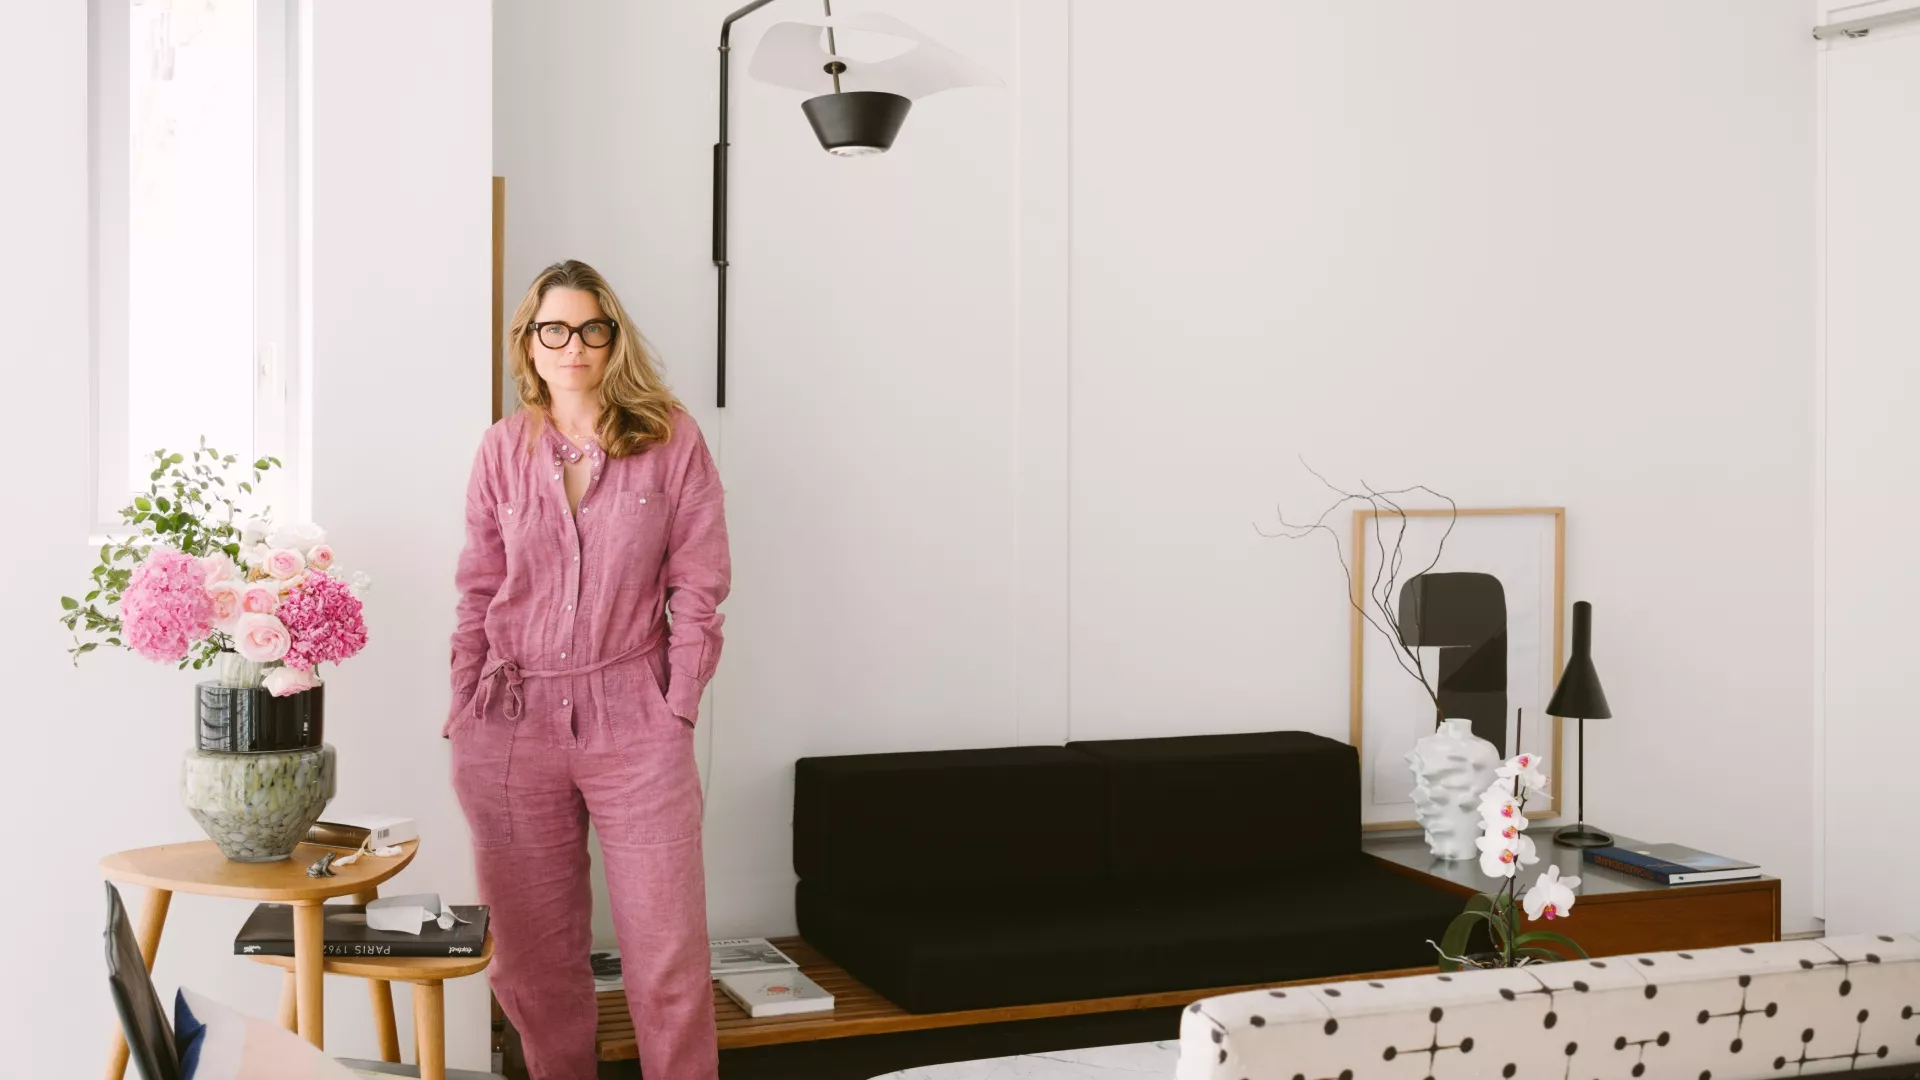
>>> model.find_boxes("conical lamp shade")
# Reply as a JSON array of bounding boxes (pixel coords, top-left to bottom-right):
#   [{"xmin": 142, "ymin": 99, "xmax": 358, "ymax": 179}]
[
  {"xmin": 801, "ymin": 91, "xmax": 911, "ymax": 156},
  {"xmin": 1546, "ymin": 601, "xmax": 1611, "ymax": 719}
]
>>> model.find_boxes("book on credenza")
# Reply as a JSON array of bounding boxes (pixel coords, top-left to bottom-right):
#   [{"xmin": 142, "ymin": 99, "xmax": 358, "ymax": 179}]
[
  {"xmin": 1584, "ymin": 843, "xmax": 1762, "ymax": 885},
  {"xmin": 709, "ymin": 937, "xmax": 799, "ymax": 978},
  {"xmin": 234, "ymin": 903, "xmax": 488, "ymax": 958},
  {"xmin": 590, "ymin": 939, "xmax": 799, "ymax": 993},
  {"xmin": 591, "ymin": 948, "xmax": 624, "ymax": 993},
  {"xmin": 717, "ymin": 969, "xmax": 834, "ymax": 1018},
  {"xmin": 305, "ymin": 812, "xmax": 418, "ymax": 850}
]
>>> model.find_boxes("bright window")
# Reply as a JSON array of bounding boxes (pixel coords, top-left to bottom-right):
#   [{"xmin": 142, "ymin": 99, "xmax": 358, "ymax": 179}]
[{"xmin": 93, "ymin": 0, "xmax": 298, "ymax": 530}]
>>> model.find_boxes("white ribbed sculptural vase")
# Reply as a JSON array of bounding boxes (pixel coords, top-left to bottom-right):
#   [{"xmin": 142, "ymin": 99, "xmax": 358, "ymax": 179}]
[{"xmin": 1405, "ymin": 717, "xmax": 1501, "ymax": 860}]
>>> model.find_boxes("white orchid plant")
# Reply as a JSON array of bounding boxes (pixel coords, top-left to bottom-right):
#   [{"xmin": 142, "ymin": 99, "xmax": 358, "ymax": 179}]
[{"xmin": 1433, "ymin": 751, "xmax": 1590, "ymax": 970}]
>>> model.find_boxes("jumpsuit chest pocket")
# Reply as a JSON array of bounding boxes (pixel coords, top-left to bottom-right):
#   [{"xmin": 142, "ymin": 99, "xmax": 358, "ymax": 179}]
[
  {"xmin": 604, "ymin": 491, "xmax": 670, "ymax": 566},
  {"xmin": 494, "ymin": 501, "xmax": 554, "ymax": 602}
]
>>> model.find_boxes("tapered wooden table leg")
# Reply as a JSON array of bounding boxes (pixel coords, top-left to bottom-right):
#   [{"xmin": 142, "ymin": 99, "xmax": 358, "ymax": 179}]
[
  {"xmin": 413, "ymin": 981, "xmax": 446, "ymax": 1080},
  {"xmin": 293, "ymin": 900, "xmax": 326, "ymax": 1048},
  {"xmin": 277, "ymin": 971, "xmax": 298, "ymax": 1030},
  {"xmin": 103, "ymin": 887, "xmax": 171, "ymax": 1080},
  {"xmin": 346, "ymin": 887, "xmax": 400, "ymax": 1061}
]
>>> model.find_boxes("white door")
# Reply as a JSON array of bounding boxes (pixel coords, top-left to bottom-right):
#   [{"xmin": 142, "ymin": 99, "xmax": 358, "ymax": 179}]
[{"xmin": 1822, "ymin": 24, "xmax": 1920, "ymax": 934}]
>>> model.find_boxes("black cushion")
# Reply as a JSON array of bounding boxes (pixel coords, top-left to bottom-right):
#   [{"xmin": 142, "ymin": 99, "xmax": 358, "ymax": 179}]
[
  {"xmin": 794, "ymin": 745, "xmax": 1109, "ymax": 897},
  {"xmin": 1066, "ymin": 730, "xmax": 1358, "ymax": 879},
  {"xmin": 105, "ymin": 881, "xmax": 181, "ymax": 1080},
  {"xmin": 797, "ymin": 856, "xmax": 1462, "ymax": 1014}
]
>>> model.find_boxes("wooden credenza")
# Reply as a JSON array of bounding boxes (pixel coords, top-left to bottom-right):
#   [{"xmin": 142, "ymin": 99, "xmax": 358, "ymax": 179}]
[{"xmin": 1367, "ymin": 832, "xmax": 1781, "ymax": 958}]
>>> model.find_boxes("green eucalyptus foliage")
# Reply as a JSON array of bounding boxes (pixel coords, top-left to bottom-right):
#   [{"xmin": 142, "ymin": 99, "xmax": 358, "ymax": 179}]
[{"xmin": 58, "ymin": 438, "xmax": 281, "ymax": 670}]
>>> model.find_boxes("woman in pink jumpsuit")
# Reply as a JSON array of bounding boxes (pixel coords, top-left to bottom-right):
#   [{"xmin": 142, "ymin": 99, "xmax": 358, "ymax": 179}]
[{"xmin": 446, "ymin": 260, "xmax": 729, "ymax": 1079}]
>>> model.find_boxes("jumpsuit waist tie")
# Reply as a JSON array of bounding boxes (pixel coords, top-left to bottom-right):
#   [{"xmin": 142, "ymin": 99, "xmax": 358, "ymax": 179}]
[{"xmin": 475, "ymin": 625, "xmax": 666, "ymax": 724}]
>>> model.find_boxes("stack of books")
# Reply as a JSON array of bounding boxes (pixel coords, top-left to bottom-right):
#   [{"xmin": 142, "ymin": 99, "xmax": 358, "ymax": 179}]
[
  {"xmin": 233, "ymin": 902, "xmax": 489, "ymax": 958},
  {"xmin": 590, "ymin": 937, "xmax": 835, "ymax": 1018},
  {"xmin": 1583, "ymin": 842, "xmax": 1762, "ymax": 885}
]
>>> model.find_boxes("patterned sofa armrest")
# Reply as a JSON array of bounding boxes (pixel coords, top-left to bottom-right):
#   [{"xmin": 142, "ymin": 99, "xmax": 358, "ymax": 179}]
[{"xmin": 1179, "ymin": 935, "xmax": 1920, "ymax": 1080}]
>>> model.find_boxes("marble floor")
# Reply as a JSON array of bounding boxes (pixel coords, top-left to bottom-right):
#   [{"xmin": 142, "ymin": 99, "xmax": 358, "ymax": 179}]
[{"xmin": 870, "ymin": 1040, "xmax": 1179, "ymax": 1079}]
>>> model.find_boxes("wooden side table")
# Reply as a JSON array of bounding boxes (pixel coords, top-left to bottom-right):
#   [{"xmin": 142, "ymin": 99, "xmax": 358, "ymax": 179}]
[
  {"xmin": 247, "ymin": 933, "xmax": 494, "ymax": 1080},
  {"xmin": 99, "ymin": 839, "xmax": 418, "ymax": 1080},
  {"xmin": 1365, "ymin": 832, "xmax": 1781, "ymax": 956}
]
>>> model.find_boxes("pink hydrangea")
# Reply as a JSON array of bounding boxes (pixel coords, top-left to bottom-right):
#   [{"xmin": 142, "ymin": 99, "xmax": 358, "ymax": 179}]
[
  {"xmin": 119, "ymin": 549, "xmax": 215, "ymax": 663},
  {"xmin": 277, "ymin": 572, "xmax": 368, "ymax": 671}
]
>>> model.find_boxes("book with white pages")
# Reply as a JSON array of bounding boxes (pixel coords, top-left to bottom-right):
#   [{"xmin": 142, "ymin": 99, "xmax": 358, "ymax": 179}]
[
  {"xmin": 717, "ymin": 969, "xmax": 834, "ymax": 1018},
  {"xmin": 709, "ymin": 937, "xmax": 798, "ymax": 978}
]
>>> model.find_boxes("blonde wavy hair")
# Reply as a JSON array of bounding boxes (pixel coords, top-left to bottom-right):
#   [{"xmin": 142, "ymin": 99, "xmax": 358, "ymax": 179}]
[{"xmin": 508, "ymin": 260, "xmax": 683, "ymax": 458}]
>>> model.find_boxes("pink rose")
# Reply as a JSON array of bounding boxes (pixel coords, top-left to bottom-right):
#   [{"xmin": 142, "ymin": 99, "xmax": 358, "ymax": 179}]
[
  {"xmin": 234, "ymin": 613, "xmax": 291, "ymax": 662},
  {"xmin": 263, "ymin": 664, "xmax": 318, "ymax": 697},
  {"xmin": 206, "ymin": 581, "xmax": 245, "ymax": 632},
  {"xmin": 241, "ymin": 584, "xmax": 279, "ymax": 616},
  {"xmin": 306, "ymin": 544, "xmax": 335, "ymax": 572},
  {"xmin": 200, "ymin": 552, "xmax": 240, "ymax": 586},
  {"xmin": 264, "ymin": 548, "xmax": 306, "ymax": 580}
]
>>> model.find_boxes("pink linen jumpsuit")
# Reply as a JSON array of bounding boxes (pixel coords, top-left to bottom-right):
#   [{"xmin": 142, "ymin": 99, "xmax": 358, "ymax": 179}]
[{"xmin": 446, "ymin": 407, "xmax": 729, "ymax": 1079}]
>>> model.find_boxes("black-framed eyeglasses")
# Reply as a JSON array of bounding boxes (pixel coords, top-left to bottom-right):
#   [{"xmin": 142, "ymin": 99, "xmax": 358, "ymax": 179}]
[{"xmin": 532, "ymin": 319, "xmax": 617, "ymax": 350}]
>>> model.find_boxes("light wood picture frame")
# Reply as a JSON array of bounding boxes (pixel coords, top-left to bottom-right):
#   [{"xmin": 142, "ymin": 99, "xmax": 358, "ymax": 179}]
[{"xmin": 1349, "ymin": 507, "xmax": 1567, "ymax": 831}]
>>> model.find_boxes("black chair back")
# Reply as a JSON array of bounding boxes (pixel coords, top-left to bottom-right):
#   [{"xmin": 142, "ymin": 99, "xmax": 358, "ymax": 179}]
[{"xmin": 104, "ymin": 882, "xmax": 182, "ymax": 1080}]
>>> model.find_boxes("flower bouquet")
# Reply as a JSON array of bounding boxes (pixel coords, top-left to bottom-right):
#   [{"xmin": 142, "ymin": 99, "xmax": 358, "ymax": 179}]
[
  {"xmin": 1432, "ymin": 749, "xmax": 1589, "ymax": 970},
  {"xmin": 60, "ymin": 442, "xmax": 369, "ymax": 861},
  {"xmin": 63, "ymin": 448, "xmax": 368, "ymax": 695}
]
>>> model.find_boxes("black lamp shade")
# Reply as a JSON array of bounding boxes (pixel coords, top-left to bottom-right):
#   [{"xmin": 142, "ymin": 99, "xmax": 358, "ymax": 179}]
[
  {"xmin": 1546, "ymin": 600, "xmax": 1611, "ymax": 719},
  {"xmin": 802, "ymin": 91, "xmax": 912, "ymax": 156}
]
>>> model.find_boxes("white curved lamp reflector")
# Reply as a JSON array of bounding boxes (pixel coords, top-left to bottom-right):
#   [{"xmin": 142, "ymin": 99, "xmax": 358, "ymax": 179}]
[{"xmin": 748, "ymin": 11, "xmax": 1002, "ymax": 100}]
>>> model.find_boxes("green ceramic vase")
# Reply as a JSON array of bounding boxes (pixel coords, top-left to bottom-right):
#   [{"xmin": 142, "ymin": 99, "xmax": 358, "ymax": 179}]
[{"xmin": 180, "ymin": 742, "xmax": 336, "ymax": 862}]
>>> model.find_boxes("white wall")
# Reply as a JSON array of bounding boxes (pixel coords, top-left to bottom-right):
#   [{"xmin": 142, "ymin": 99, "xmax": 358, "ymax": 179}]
[
  {"xmin": 0, "ymin": 2, "xmax": 494, "ymax": 1073},
  {"xmin": 496, "ymin": 0, "xmax": 1823, "ymax": 952},
  {"xmin": 1820, "ymin": 22, "xmax": 1920, "ymax": 934},
  {"xmin": 1067, "ymin": 1, "xmax": 1819, "ymax": 931},
  {"xmin": 305, "ymin": 0, "xmax": 495, "ymax": 1066}
]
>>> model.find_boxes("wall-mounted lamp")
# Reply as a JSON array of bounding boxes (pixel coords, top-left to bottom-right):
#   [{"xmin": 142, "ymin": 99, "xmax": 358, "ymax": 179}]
[{"xmin": 713, "ymin": 2, "xmax": 998, "ymax": 406}]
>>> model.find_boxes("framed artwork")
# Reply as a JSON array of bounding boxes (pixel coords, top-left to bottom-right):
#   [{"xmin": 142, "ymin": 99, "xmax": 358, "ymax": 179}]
[{"xmin": 1349, "ymin": 507, "xmax": 1566, "ymax": 830}]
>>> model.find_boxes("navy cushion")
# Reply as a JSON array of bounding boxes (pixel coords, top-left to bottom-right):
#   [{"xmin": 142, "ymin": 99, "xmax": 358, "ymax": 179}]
[
  {"xmin": 1066, "ymin": 731, "xmax": 1359, "ymax": 879},
  {"xmin": 793, "ymin": 745, "xmax": 1109, "ymax": 897}
]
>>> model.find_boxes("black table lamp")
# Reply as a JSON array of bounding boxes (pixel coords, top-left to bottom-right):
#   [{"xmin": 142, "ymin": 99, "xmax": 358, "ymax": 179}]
[{"xmin": 1547, "ymin": 601, "xmax": 1613, "ymax": 848}]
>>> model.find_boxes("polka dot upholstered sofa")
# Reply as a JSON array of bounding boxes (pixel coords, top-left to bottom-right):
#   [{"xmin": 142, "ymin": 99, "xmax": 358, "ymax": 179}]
[{"xmin": 1178, "ymin": 934, "xmax": 1920, "ymax": 1080}]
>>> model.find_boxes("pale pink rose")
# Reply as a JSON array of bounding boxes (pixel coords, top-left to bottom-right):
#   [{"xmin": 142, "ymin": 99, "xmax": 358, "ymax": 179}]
[
  {"xmin": 264, "ymin": 548, "xmax": 306, "ymax": 580},
  {"xmin": 234, "ymin": 613, "xmax": 291, "ymax": 662},
  {"xmin": 199, "ymin": 553, "xmax": 240, "ymax": 586},
  {"xmin": 206, "ymin": 581, "xmax": 245, "ymax": 632},
  {"xmin": 241, "ymin": 584, "xmax": 279, "ymax": 616},
  {"xmin": 263, "ymin": 664, "xmax": 318, "ymax": 697},
  {"xmin": 306, "ymin": 544, "xmax": 335, "ymax": 572}
]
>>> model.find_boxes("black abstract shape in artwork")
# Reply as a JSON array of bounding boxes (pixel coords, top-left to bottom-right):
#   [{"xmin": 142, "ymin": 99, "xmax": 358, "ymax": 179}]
[{"xmin": 1398, "ymin": 571, "xmax": 1509, "ymax": 753}]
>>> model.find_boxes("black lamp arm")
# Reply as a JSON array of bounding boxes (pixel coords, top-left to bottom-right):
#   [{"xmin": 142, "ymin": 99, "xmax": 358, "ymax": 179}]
[{"xmin": 716, "ymin": 0, "xmax": 808, "ymax": 409}]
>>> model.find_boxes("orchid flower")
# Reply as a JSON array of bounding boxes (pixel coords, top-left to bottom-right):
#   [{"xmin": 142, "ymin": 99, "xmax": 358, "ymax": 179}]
[
  {"xmin": 1514, "ymin": 832, "xmax": 1540, "ymax": 869},
  {"xmin": 1476, "ymin": 832, "xmax": 1522, "ymax": 878},
  {"xmin": 1523, "ymin": 865, "xmax": 1581, "ymax": 921},
  {"xmin": 1478, "ymin": 790, "xmax": 1528, "ymax": 832},
  {"xmin": 1496, "ymin": 753, "xmax": 1549, "ymax": 794}
]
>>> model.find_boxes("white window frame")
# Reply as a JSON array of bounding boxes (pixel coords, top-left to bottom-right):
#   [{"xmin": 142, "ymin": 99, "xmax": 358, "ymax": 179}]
[{"xmin": 88, "ymin": 0, "xmax": 302, "ymax": 538}]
